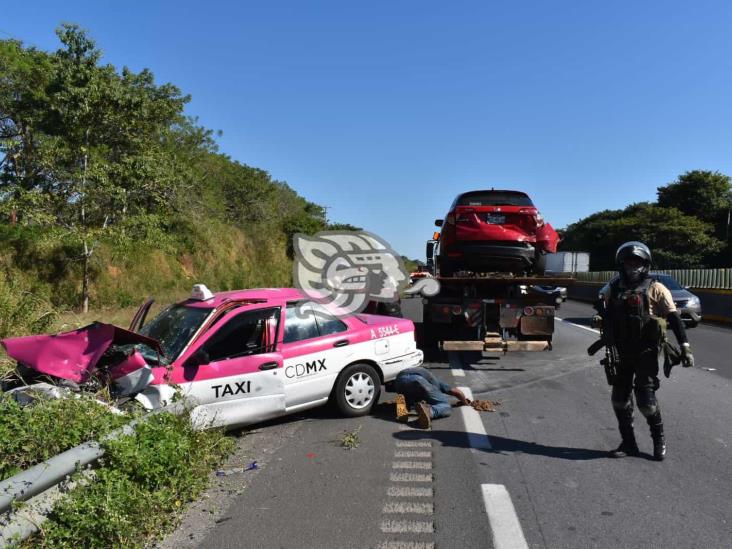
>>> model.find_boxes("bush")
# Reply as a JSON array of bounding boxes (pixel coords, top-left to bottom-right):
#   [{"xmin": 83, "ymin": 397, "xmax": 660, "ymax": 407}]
[
  {"xmin": 0, "ymin": 395, "xmax": 128, "ymax": 481},
  {"xmin": 31, "ymin": 412, "xmax": 234, "ymax": 548}
]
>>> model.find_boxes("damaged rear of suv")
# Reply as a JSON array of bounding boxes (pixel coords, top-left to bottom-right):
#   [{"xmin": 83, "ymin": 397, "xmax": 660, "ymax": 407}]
[{"xmin": 435, "ymin": 189, "xmax": 559, "ymax": 276}]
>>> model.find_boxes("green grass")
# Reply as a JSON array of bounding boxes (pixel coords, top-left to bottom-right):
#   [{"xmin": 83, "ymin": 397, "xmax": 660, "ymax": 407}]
[
  {"xmin": 27, "ymin": 411, "xmax": 234, "ymax": 548},
  {"xmin": 0, "ymin": 395, "xmax": 129, "ymax": 482}
]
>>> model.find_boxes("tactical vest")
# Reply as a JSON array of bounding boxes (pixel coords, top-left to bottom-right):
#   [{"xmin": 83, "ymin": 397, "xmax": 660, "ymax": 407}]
[{"xmin": 607, "ymin": 278, "xmax": 666, "ymax": 353}]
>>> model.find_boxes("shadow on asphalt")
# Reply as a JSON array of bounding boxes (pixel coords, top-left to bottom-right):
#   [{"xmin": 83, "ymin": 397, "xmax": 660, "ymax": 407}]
[{"xmin": 391, "ymin": 429, "xmax": 611, "ymax": 461}]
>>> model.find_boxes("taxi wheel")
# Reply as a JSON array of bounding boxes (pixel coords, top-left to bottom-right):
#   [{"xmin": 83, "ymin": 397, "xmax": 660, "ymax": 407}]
[{"xmin": 334, "ymin": 363, "xmax": 380, "ymax": 417}]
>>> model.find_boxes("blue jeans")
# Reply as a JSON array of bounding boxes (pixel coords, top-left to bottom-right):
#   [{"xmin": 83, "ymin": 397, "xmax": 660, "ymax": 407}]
[{"xmin": 394, "ymin": 373, "xmax": 452, "ymax": 419}]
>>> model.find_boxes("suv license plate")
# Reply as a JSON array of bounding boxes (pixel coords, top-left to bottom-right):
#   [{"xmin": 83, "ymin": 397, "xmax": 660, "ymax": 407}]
[{"xmin": 484, "ymin": 214, "xmax": 506, "ymax": 224}]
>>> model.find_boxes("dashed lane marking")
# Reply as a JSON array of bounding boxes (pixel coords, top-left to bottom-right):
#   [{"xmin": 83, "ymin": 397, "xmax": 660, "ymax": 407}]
[
  {"xmin": 396, "ymin": 441, "xmax": 432, "ymax": 448},
  {"xmin": 380, "ymin": 520, "xmax": 434, "ymax": 534},
  {"xmin": 457, "ymin": 387, "xmax": 492, "ymax": 450},
  {"xmin": 394, "ymin": 450, "xmax": 432, "ymax": 458},
  {"xmin": 377, "ymin": 541, "xmax": 435, "ymax": 549},
  {"xmin": 392, "ymin": 461, "xmax": 432, "ymax": 470},
  {"xmin": 390, "ymin": 472, "xmax": 433, "ymax": 482},
  {"xmin": 382, "ymin": 502, "xmax": 434, "ymax": 514},
  {"xmin": 387, "ymin": 486, "xmax": 433, "ymax": 497},
  {"xmin": 481, "ymin": 484, "xmax": 529, "ymax": 549},
  {"xmin": 448, "ymin": 351, "xmax": 466, "ymax": 377}
]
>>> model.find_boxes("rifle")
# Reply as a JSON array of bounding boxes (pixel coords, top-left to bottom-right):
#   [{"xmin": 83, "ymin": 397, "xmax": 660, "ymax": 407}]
[{"xmin": 587, "ymin": 300, "xmax": 619, "ymax": 386}]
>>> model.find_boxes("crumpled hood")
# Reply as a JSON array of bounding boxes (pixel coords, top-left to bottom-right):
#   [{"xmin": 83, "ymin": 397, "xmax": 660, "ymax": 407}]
[{"xmin": 1, "ymin": 323, "xmax": 163, "ymax": 383}]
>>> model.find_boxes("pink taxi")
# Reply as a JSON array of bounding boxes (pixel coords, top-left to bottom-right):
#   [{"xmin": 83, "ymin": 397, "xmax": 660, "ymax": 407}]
[{"xmin": 2, "ymin": 285, "xmax": 423, "ymax": 429}]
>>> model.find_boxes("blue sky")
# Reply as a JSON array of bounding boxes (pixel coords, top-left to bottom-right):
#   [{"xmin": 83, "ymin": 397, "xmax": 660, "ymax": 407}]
[{"xmin": 4, "ymin": 1, "xmax": 732, "ymax": 259}]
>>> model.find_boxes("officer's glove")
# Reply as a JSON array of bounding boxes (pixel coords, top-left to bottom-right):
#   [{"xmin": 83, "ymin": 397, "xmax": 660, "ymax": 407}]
[
  {"xmin": 681, "ymin": 343, "xmax": 695, "ymax": 368},
  {"xmin": 591, "ymin": 315, "xmax": 603, "ymax": 329}
]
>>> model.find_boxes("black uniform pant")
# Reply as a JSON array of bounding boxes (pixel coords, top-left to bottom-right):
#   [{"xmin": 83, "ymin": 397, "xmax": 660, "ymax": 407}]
[{"xmin": 611, "ymin": 347, "xmax": 661, "ymax": 418}]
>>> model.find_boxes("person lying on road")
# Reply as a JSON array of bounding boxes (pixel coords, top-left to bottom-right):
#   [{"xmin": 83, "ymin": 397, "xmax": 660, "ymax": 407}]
[{"xmin": 389, "ymin": 367, "xmax": 470, "ymax": 429}]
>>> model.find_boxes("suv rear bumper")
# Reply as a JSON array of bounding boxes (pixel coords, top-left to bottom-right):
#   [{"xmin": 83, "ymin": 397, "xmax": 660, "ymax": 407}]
[{"xmin": 445, "ymin": 241, "xmax": 536, "ymax": 270}]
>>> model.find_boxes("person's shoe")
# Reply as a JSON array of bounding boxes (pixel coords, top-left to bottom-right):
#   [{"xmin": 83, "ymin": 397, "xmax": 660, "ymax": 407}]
[
  {"xmin": 395, "ymin": 394, "xmax": 409, "ymax": 423},
  {"xmin": 609, "ymin": 440, "xmax": 640, "ymax": 458},
  {"xmin": 652, "ymin": 434, "xmax": 666, "ymax": 461},
  {"xmin": 416, "ymin": 401, "xmax": 432, "ymax": 430},
  {"xmin": 649, "ymin": 417, "xmax": 666, "ymax": 461}
]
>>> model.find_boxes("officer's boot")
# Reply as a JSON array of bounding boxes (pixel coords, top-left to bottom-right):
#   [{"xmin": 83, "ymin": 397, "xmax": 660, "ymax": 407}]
[
  {"xmin": 647, "ymin": 412, "xmax": 666, "ymax": 461},
  {"xmin": 610, "ymin": 407, "xmax": 640, "ymax": 458}
]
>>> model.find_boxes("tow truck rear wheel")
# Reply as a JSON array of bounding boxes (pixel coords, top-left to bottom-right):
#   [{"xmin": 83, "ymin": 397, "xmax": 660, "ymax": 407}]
[{"xmin": 333, "ymin": 363, "xmax": 380, "ymax": 417}]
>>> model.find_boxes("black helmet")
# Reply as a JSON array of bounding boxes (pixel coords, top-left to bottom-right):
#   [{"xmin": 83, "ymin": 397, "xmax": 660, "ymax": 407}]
[{"xmin": 615, "ymin": 241, "xmax": 651, "ymax": 286}]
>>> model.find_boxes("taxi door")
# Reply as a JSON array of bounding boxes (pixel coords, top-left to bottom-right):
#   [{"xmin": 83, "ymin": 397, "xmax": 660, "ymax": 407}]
[
  {"xmin": 175, "ymin": 306, "xmax": 286, "ymax": 428},
  {"xmin": 281, "ymin": 302, "xmax": 355, "ymax": 409}
]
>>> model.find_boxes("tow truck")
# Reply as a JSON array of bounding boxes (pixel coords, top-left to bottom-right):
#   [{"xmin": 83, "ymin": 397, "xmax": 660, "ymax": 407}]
[{"xmin": 423, "ymin": 238, "xmax": 574, "ymax": 352}]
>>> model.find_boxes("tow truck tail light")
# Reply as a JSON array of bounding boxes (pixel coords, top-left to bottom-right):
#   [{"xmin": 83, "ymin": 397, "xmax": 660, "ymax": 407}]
[
  {"xmin": 452, "ymin": 305, "xmax": 462, "ymax": 315},
  {"xmin": 523, "ymin": 306, "xmax": 535, "ymax": 316}
]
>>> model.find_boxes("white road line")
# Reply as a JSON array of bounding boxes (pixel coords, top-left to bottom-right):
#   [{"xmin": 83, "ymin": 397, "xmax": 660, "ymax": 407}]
[
  {"xmin": 396, "ymin": 441, "xmax": 432, "ymax": 448},
  {"xmin": 398, "ymin": 423, "xmax": 418, "ymax": 431},
  {"xmin": 392, "ymin": 461, "xmax": 432, "ymax": 470},
  {"xmin": 448, "ymin": 351, "xmax": 466, "ymax": 377},
  {"xmin": 390, "ymin": 472, "xmax": 433, "ymax": 482},
  {"xmin": 555, "ymin": 317, "xmax": 600, "ymax": 334},
  {"xmin": 377, "ymin": 541, "xmax": 435, "ymax": 549},
  {"xmin": 481, "ymin": 484, "xmax": 529, "ymax": 549},
  {"xmin": 394, "ymin": 450, "xmax": 432, "ymax": 459},
  {"xmin": 387, "ymin": 486, "xmax": 433, "ymax": 497},
  {"xmin": 457, "ymin": 387, "xmax": 492, "ymax": 450},
  {"xmin": 380, "ymin": 520, "xmax": 434, "ymax": 534},
  {"xmin": 382, "ymin": 502, "xmax": 434, "ymax": 514}
]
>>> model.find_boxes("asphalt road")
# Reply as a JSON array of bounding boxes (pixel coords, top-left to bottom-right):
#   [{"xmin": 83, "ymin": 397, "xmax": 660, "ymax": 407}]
[{"xmin": 164, "ymin": 298, "xmax": 732, "ymax": 549}]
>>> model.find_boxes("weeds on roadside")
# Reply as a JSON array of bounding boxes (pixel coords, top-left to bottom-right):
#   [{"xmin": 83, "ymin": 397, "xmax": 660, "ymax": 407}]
[
  {"xmin": 339, "ymin": 426, "xmax": 362, "ymax": 450},
  {"xmin": 0, "ymin": 395, "xmax": 128, "ymax": 481},
  {"xmin": 27, "ymin": 411, "xmax": 234, "ymax": 548}
]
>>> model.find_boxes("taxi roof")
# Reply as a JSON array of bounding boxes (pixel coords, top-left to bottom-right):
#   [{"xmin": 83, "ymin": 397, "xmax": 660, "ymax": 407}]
[{"xmin": 183, "ymin": 287, "xmax": 305, "ymax": 309}]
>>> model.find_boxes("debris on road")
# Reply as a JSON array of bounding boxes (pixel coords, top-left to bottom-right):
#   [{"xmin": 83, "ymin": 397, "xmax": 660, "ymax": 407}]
[
  {"xmin": 470, "ymin": 399, "xmax": 501, "ymax": 412},
  {"xmin": 215, "ymin": 461, "xmax": 258, "ymax": 476}
]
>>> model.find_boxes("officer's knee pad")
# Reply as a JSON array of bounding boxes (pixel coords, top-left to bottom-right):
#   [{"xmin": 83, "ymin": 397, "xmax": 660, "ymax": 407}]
[
  {"xmin": 638, "ymin": 403, "xmax": 658, "ymax": 417},
  {"xmin": 612, "ymin": 399, "xmax": 632, "ymax": 411}
]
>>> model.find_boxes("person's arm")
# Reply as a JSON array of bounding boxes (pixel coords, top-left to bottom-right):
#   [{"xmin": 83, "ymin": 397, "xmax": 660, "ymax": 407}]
[
  {"xmin": 667, "ymin": 311, "xmax": 694, "ymax": 367},
  {"xmin": 448, "ymin": 387, "xmax": 471, "ymax": 406}
]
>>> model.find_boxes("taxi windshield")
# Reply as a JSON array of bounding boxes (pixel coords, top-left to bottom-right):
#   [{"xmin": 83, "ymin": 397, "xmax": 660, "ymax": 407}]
[{"xmin": 139, "ymin": 304, "xmax": 212, "ymax": 362}]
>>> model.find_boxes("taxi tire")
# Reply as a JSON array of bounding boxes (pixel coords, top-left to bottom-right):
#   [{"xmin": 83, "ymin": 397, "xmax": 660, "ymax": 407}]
[{"xmin": 333, "ymin": 363, "xmax": 381, "ymax": 417}]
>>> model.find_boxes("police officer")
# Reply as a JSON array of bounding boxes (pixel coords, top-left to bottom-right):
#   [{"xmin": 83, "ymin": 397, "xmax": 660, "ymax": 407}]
[{"xmin": 602, "ymin": 241, "xmax": 695, "ymax": 461}]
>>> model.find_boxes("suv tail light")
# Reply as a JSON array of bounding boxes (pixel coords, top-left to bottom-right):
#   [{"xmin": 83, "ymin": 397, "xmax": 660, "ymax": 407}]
[
  {"xmin": 446, "ymin": 214, "xmax": 455, "ymax": 225},
  {"xmin": 455, "ymin": 213, "xmax": 471, "ymax": 224},
  {"xmin": 535, "ymin": 212, "xmax": 545, "ymax": 227}
]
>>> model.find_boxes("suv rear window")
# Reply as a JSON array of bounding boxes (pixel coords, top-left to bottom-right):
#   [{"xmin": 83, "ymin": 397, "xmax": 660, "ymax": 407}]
[{"xmin": 456, "ymin": 191, "xmax": 533, "ymax": 207}]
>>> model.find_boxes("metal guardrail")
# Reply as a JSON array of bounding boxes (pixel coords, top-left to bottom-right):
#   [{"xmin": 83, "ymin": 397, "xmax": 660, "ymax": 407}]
[
  {"xmin": 573, "ymin": 268, "xmax": 732, "ymax": 289},
  {"xmin": 0, "ymin": 400, "xmax": 192, "ymax": 547}
]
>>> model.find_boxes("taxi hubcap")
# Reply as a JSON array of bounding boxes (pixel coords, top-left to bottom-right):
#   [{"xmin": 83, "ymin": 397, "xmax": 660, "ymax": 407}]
[{"xmin": 345, "ymin": 372, "xmax": 375, "ymax": 409}]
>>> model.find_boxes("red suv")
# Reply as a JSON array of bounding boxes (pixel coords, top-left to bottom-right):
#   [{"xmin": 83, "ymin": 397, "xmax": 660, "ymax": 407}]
[{"xmin": 435, "ymin": 190, "xmax": 559, "ymax": 276}]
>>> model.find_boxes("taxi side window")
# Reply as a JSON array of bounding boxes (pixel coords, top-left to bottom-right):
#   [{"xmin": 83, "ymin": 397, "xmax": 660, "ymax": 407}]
[
  {"xmin": 311, "ymin": 304, "xmax": 347, "ymax": 336},
  {"xmin": 284, "ymin": 303, "xmax": 320, "ymax": 343},
  {"xmin": 203, "ymin": 308, "xmax": 280, "ymax": 362}
]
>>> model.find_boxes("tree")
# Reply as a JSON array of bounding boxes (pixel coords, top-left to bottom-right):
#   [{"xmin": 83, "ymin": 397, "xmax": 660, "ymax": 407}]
[
  {"xmin": 657, "ymin": 170, "xmax": 732, "ymax": 224},
  {"xmin": 560, "ymin": 202, "xmax": 723, "ymax": 269}
]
